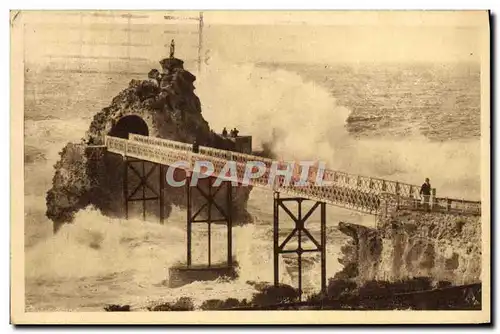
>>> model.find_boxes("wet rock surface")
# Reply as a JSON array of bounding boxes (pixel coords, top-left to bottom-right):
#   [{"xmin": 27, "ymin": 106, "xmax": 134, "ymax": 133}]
[
  {"xmin": 336, "ymin": 211, "xmax": 481, "ymax": 286},
  {"xmin": 147, "ymin": 297, "xmax": 195, "ymax": 311},
  {"xmin": 138, "ymin": 282, "xmax": 300, "ymax": 311},
  {"xmin": 46, "ymin": 57, "xmax": 255, "ymax": 230},
  {"xmin": 104, "ymin": 304, "xmax": 131, "ymax": 312},
  {"xmin": 319, "ymin": 210, "xmax": 483, "ymax": 309}
]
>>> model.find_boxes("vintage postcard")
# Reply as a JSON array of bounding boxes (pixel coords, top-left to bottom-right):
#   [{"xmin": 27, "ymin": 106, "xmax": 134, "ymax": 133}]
[{"xmin": 11, "ymin": 10, "xmax": 490, "ymax": 324}]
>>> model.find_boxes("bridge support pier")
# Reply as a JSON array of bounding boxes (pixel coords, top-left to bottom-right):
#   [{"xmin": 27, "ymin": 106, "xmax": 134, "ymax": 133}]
[
  {"xmin": 169, "ymin": 174, "xmax": 236, "ymax": 287},
  {"xmin": 185, "ymin": 175, "xmax": 233, "ymax": 267},
  {"xmin": 273, "ymin": 192, "xmax": 327, "ymax": 300}
]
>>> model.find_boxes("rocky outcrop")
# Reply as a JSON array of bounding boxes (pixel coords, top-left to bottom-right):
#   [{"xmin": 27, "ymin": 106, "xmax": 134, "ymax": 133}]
[
  {"xmin": 305, "ymin": 212, "xmax": 482, "ymax": 310},
  {"xmin": 45, "ymin": 144, "xmax": 93, "ymax": 228},
  {"xmin": 46, "ymin": 56, "xmax": 254, "ymax": 231},
  {"xmin": 336, "ymin": 210, "xmax": 481, "ymax": 286},
  {"xmin": 86, "ymin": 58, "xmax": 206, "ymax": 145}
]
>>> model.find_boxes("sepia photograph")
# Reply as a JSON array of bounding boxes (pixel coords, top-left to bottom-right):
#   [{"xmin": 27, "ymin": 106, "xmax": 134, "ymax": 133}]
[{"xmin": 10, "ymin": 10, "xmax": 490, "ymax": 324}]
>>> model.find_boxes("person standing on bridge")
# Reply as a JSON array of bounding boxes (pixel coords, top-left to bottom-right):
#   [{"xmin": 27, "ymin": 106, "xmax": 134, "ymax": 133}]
[
  {"xmin": 420, "ymin": 178, "xmax": 432, "ymax": 212},
  {"xmin": 192, "ymin": 139, "xmax": 199, "ymax": 153}
]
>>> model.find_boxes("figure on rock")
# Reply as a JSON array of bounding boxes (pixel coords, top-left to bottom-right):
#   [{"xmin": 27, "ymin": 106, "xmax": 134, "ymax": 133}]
[
  {"xmin": 222, "ymin": 127, "xmax": 228, "ymax": 137},
  {"xmin": 230, "ymin": 128, "xmax": 239, "ymax": 137}
]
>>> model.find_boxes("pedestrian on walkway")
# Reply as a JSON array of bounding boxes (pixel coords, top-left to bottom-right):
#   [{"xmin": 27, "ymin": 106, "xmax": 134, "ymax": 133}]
[{"xmin": 420, "ymin": 177, "xmax": 431, "ymax": 212}]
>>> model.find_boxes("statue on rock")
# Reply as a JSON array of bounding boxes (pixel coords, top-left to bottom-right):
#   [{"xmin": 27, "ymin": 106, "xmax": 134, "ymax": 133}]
[{"xmin": 170, "ymin": 39, "xmax": 175, "ymax": 58}]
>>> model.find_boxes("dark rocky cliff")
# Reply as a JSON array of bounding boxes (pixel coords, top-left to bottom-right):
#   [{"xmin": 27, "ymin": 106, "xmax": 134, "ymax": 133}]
[{"xmin": 46, "ymin": 56, "xmax": 254, "ymax": 231}]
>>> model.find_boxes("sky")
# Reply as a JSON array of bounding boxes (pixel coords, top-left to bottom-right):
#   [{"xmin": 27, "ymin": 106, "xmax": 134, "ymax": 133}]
[
  {"xmin": 204, "ymin": 24, "xmax": 481, "ymax": 63},
  {"xmin": 19, "ymin": 10, "xmax": 487, "ymax": 65}
]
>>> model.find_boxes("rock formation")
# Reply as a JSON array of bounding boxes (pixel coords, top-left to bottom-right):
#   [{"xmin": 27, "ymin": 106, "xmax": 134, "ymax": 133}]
[
  {"xmin": 46, "ymin": 56, "xmax": 254, "ymax": 231},
  {"xmin": 335, "ymin": 210, "xmax": 481, "ymax": 286}
]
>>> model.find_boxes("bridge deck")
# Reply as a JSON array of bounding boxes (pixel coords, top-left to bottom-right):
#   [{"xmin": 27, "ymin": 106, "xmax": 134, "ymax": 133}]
[{"xmin": 102, "ymin": 134, "xmax": 481, "ymax": 216}]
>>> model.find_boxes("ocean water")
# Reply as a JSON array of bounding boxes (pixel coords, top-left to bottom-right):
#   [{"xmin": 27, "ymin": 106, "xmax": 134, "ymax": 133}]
[{"xmin": 23, "ymin": 60, "xmax": 481, "ymax": 311}]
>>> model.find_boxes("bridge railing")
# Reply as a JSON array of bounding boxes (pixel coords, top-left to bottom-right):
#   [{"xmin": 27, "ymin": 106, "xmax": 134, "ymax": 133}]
[
  {"xmin": 379, "ymin": 193, "xmax": 481, "ymax": 216},
  {"xmin": 434, "ymin": 197, "xmax": 482, "ymax": 215},
  {"xmin": 105, "ymin": 135, "xmax": 481, "ymax": 216},
  {"xmin": 305, "ymin": 166, "xmax": 423, "ymax": 198},
  {"xmin": 105, "ymin": 136, "xmax": 128, "ymax": 153},
  {"xmin": 129, "ymin": 133, "xmax": 193, "ymax": 152},
  {"xmin": 105, "ymin": 135, "xmax": 190, "ymax": 167},
  {"xmin": 118, "ymin": 135, "xmax": 413, "ymax": 213},
  {"xmin": 126, "ymin": 134, "xmax": 425, "ymax": 197}
]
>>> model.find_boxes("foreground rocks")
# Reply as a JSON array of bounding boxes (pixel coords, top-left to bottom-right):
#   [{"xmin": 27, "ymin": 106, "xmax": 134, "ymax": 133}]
[
  {"xmin": 110, "ymin": 278, "xmax": 479, "ymax": 311},
  {"xmin": 147, "ymin": 297, "xmax": 195, "ymax": 311}
]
